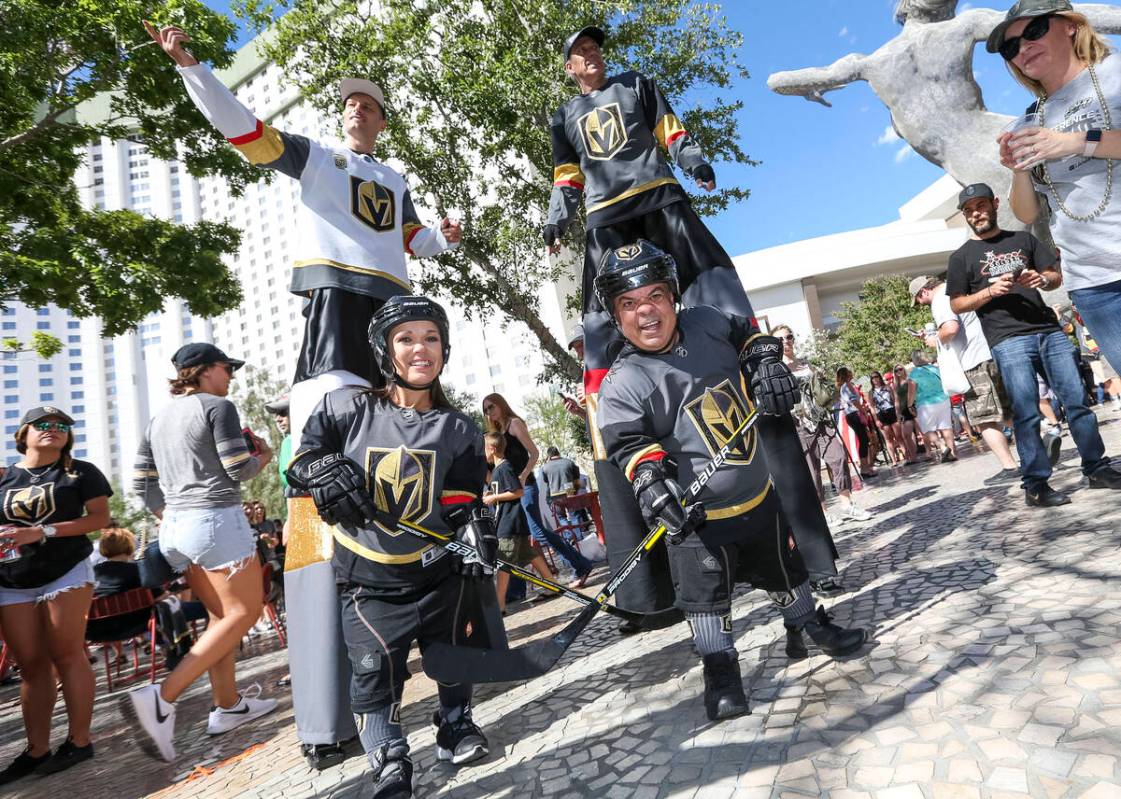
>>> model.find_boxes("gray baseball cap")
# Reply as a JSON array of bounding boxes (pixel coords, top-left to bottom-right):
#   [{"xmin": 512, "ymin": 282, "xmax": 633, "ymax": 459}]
[
  {"xmin": 986, "ymin": 0, "xmax": 1073, "ymax": 54},
  {"xmin": 957, "ymin": 183, "xmax": 995, "ymax": 209},
  {"xmin": 564, "ymin": 26, "xmax": 605, "ymax": 60}
]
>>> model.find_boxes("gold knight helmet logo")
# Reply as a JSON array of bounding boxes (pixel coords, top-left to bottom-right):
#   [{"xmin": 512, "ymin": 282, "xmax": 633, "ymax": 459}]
[
  {"xmin": 350, "ymin": 176, "xmax": 396, "ymax": 232},
  {"xmin": 683, "ymin": 381, "xmax": 757, "ymax": 465},
  {"xmin": 365, "ymin": 445, "xmax": 435, "ymax": 536},
  {"xmin": 3, "ymin": 484, "xmax": 55, "ymax": 525},
  {"xmin": 579, "ymin": 103, "xmax": 627, "ymax": 161},
  {"xmin": 614, "ymin": 243, "xmax": 643, "ymax": 261}
]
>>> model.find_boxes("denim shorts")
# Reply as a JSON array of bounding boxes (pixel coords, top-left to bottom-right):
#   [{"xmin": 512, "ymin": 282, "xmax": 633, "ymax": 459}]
[
  {"xmin": 160, "ymin": 505, "xmax": 257, "ymax": 575},
  {"xmin": 0, "ymin": 558, "xmax": 94, "ymax": 607}
]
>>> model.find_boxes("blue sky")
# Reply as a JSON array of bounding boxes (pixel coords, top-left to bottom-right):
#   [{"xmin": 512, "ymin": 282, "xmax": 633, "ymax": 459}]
[{"xmin": 208, "ymin": 1, "xmax": 1117, "ymax": 255}]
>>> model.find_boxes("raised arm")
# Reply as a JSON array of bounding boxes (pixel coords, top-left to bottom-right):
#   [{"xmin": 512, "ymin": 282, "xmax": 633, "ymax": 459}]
[
  {"xmin": 143, "ymin": 21, "xmax": 312, "ymax": 180},
  {"xmin": 767, "ymin": 54, "xmax": 868, "ymax": 107},
  {"xmin": 401, "ymin": 188, "xmax": 461, "ymax": 258}
]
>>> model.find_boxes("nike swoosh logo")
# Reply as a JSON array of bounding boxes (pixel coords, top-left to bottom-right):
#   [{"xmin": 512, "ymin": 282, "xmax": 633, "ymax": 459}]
[
  {"xmin": 154, "ymin": 695, "xmax": 168, "ymax": 724},
  {"xmin": 219, "ymin": 705, "xmax": 251, "ymax": 715}
]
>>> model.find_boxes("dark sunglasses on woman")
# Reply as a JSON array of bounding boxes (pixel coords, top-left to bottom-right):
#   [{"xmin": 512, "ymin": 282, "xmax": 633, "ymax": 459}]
[
  {"xmin": 999, "ymin": 15, "xmax": 1053, "ymax": 61},
  {"xmin": 32, "ymin": 421, "xmax": 72, "ymax": 432}
]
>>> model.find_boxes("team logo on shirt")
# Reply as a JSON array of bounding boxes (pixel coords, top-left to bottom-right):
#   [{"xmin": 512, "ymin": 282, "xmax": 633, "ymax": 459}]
[
  {"xmin": 350, "ymin": 176, "xmax": 396, "ymax": 231},
  {"xmin": 364, "ymin": 445, "xmax": 435, "ymax": 537},
  {"xmin": 979, "ymin": 249, "xmax": 1028, "ymax": 280},
  {"xmin": 579, "ymin": 103, "xmax": 627, "ymax": 160},
  {"xmin": 683, "ymin": 381, "xmax": 757, "ymax": 465},
  {"xmin": 3, "ymin": 484, "xmax": 55, "ymax": 525}
]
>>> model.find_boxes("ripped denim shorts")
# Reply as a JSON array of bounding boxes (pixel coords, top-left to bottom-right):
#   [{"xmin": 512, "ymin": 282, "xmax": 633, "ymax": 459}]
[
  {"xmin": 0, "ymin": 558, "xmax": 94, "ymax": 606},
  {"xmin": 159, "ymin": 504, "xmax": 256, "ymax": 576}
]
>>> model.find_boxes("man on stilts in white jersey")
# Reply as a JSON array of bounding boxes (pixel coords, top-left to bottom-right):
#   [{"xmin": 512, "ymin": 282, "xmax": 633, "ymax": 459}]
[{"xmin": 146, "ymin": 21, "xmax": 462, "ymax": 770}]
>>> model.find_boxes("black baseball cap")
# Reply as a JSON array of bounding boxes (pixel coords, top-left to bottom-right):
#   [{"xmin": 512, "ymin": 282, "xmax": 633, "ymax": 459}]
[
  {"xmin": 171, "ymin": 342, "xmax": 245, "ymax": 371},
  {"xmin": 564, "ymin": 25, "xmax": 605, "ymax": 60},
  {"xmin": 20, "ymin": 406, "xmax": 75, "ymax": 426},
  {"xmin": 986, "ymin": 0, "xmax": 1073, "ymax": 54},
  {"xmin": 957, "ymin": 183, "xmax": 995, "ymax": 209}
]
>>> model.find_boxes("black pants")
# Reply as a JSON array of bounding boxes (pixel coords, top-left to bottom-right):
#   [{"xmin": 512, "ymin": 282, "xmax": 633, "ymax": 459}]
[
  {"xmin": 667, "ymin": 493, "xmax": 809, "ymax": 615},
  {"xmin": 844, "ymin": 411, "xmax": 870, "ymax": 459},
  {"xmin": 339, "ymin": 575, "xmax": 473, "ymax": 715},
  {"xmin": 295, "ymin": 288, "xmax": 388, "ymax": 385}
]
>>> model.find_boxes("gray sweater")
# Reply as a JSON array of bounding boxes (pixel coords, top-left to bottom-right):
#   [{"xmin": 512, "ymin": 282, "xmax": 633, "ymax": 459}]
[{"xmin": 133, "ymin": 393, "xmax": 263, "ymax": 511}]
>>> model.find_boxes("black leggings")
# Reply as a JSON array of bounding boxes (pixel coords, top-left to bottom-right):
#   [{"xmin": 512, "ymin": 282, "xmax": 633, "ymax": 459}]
[{"xmin": 844, "ymin": 412, "xmax": 870, "ymax": 458}]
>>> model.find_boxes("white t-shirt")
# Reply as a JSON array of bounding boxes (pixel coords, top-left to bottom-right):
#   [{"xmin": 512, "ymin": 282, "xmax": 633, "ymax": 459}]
[
  {"xmin": 930, "ymin": 284, "xmax": 991, "ymax": 371},
  {"xmin": 1030, "ymin": 53, "xmax": 1121, "ymax": 292}
]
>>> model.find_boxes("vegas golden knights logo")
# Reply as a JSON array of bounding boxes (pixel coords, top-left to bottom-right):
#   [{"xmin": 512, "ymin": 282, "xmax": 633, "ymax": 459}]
[
  {"xmin": 350, "ymin": 176, "xmax": 396, "ymax": 231},
  {"xmin": 614, "ymin": 243, "xmax": 642, "ymax": 260},
  {"xmin": 364, "ymin": 446, "xmax": 435, "ymax": 537},
  {"xmin": 3, "ymin": 484, "xmax": 55, "ymax": 525},
  {"xmin": 683, "ymin": 381, "xmax": 756, "ymax": 465},
  {"xmin": 579, "ymin": 103, "xmax": 627, "ymax": 160}
]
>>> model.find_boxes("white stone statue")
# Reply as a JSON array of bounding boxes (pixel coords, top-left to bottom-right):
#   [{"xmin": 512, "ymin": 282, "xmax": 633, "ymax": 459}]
[{"xmin": 768, "ymin": 1, "xmax": 1121, "ymax": 228}]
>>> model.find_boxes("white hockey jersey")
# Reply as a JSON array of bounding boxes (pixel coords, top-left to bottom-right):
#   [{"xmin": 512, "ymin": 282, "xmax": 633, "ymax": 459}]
[{"xmin": 178, "ymin": 64, "xmax": 456, "ymax": 301}]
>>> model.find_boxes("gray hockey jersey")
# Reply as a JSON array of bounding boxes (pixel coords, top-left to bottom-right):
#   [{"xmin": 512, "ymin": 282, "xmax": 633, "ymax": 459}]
[
  {"xmin": 292, "ymin": 387, "xmax": 487, "ymax": 589},
  {"xmin": 596, "ymin": 306, "xmax": 772, "ymax": 521}
]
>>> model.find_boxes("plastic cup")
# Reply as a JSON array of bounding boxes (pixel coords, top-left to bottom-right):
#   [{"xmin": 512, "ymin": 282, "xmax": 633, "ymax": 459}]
[{"xmin": 1002, "ymin": 112, "xmax": 1046, "ymax": 170}]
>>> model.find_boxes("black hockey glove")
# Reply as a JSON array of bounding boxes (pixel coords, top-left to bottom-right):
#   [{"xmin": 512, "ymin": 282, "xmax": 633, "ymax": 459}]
[
  {"xmin": 632, "ymin": 459, "xmax": 705, "ymax": 545},
  {"xmin": 286, "ymin": 451, "xmax": 376, "ymax": 528},
  {"xmin": 542, "ymin": 224, "xmax": 562, "ymax": 248},
  {"xmin": 691, "ymin": 162, "xmax": 716, "ymax": 185},
  {"xmin": 740, "ymin": 335, "xmax": 800, "ymax": 416},
  {"xmin": 444, "ymin": 502, "xmax": 499, "ymax": 580}
]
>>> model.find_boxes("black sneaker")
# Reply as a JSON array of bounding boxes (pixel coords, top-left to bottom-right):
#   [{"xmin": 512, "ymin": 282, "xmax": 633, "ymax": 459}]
[
  {"xmin": 0, "ymin": 749, "xmax": 50, "ymax": 785},
  {"xmin": 302, "ymin": 742, "xmax": 346, "ymax": 771},
  {"xmin": 433, "ymin": 708, "xmax": 489, "ymax": 765},
  {"xmin": 983, "ymin": 468, "xmax": 1021, "ymax": 486},
  {"xmin": 1025, "ymin": 484, "xmax": 1071, "ymax": 507},
  {"xmin": 701, "ymin": 651, "xmax": 749, "ymax": 721},
  {"xmin": 801, "ymin": 606, "xmax": 867, "ymax": 657},
  {"xmin": 1044, "ymin": 429, "xmax": 1062, "ymax": 466},
  {"xmin": 1088, "ymin": 467, "xmax": 1121, "ymax": 489},
  {"xmin": 370, "ymin": 742, "xmax": 412, "ymax": 799},
  {"xmin": 617, "ymin": 618, "xmax": 643, "ymax": 636},
  {"xmin": 37, "ymin": 739, "xmax": 93, "ymax": 776}
]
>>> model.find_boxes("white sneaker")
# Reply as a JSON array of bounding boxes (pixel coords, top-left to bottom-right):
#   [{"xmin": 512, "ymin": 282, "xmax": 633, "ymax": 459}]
[
  {"xmin": 207, "ymin": 684, "xmax": 278, "ymax": 735},
  {"xmin": 843, "ymin": 505, "xmax": 873, "ymax": 522},
  {"xmin": 824, "ymin": 513, "xmax": 846, "ymax": 528},
  {"xmin": 122, "ymin": 683, "xmax": 177, "ymax": 762}
]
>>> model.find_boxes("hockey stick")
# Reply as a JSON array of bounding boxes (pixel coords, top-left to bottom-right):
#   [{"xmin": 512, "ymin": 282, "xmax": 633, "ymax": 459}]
[
  {"xmin": 420, "ymin": 404, "xmax": 762, "ymax": 684},
  {"xmin": 380, "ymin": 514, "xmax": 679, "ymax": 625}
]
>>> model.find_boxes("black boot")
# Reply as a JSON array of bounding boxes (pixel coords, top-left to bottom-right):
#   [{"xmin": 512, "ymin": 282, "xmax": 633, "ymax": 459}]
[
  {"xmin": 370, "ymin": 742, "xmax": 413, "ymax": 799},
  {"xmin": 701, "ymin": 651, "xmax": 749, "ymax": 721},
  {"xmin": 784, "ymin": 624, "xmax": 808, "ymax": 660},
  {"xmin": 801, "ymin": 606, "xmax": 866, "ymax": 657}
]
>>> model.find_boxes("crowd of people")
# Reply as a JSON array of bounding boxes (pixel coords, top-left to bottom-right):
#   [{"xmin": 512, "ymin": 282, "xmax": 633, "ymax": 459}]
[{"xmin": 0, "ymin": 3, "xmax": 1117, "ymax": 796}]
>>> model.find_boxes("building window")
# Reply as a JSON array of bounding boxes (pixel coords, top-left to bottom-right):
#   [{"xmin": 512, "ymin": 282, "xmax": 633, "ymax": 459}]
[
  {"xmin": 36, "ymin": 321, "xmax": 50, "ymax": 330},
  {"xmin": 3, "ymin": 410, "xmax": 16, "ymax": 419},
  {"xmin": 70, "ymin": 377, "xmax": 82, "ymax": 386},
  {"xmin": 71, "ymin": 390, "xmax": 84, "ymax": 399},
  {"xmin": 4, "ymin": 426, "xmax": 16, "ymax": 435},
  {"xmin": 38, "ymin": 364, "xmax": 51, "ymax": 373},
  {"xmin": 3, "ymin": 395, "xmax": 15, "ymax": 403},
  {"xmin": 72, "ymin": 405, "xmax": 85, "ymax": 414},
  {"xmin": 38, "ymin": 378, "xmax": 52, "ymax": 386},
  {"xmin": 75, "ymin": 449, "xmax": 87, "ymax": 458},
  {"xmin": 2, "ymin": 366, "xmax": 15, "ymax": 374},
  {"xmin": 68, "ymin": 335, "xmax": 80, "ymax": 343},
  {"xmin": 37, "ymin": 308, "xmax": 49, "ymax": 316},
  {"xmin": 69, "ymin": 363, "xmax": 80, "ymax": 371},
  {"xmin": 68, "ymin": 348, "xmax": 80, "ymax": 357},
  {"xmin": 1, "ymin": 323, "xmax": 14, "ymax": 330},
  {"xmin": 2, "ymin": 381, "xmax": 16, "ymax": 389},
  {"xmin": 75, "ymin": 434, "xmax": 86, "ymax": 443},
  {"xmin": 68, "ymin": 321, "xmax": 79, "ymax": 329}
]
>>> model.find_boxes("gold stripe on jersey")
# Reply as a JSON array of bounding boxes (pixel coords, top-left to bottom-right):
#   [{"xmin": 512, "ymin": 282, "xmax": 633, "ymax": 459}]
[
  {"xmin": 332, "ymin": 528, "xmax": 431, "ymax": 564},
  {"xmin": 292, "ymin": 258, "xmax": 412, "ymax": 289},
  {"xmin": 705, "ymin": 481, "xmax": 772, "ymax": 520},
  {"xmin": 284, "ymin": 496, "xmax": 334, "ymax": 571},
  {"xmin": 553, "ymin": 162, "xmax": 587, "ymax": 188},
  {"xmin": 654, "ymin": 113, "xmax": 686, "ymax": 150},
  {"xmin": 624, "ymin": 443, "xmax": 665, "ymax": 481},
  {"xmin": 230, "ymin": 123, "xmax": 285, "ymax": 165},
  {"xmin": 586, "ymin": 177, "xmax": 680, "ymax": 215}
]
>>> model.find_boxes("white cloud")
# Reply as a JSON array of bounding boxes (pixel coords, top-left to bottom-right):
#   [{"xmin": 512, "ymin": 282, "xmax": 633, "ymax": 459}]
[
  {"xmin": 839, "ymin": 26, "xmax": 849, "ymax": 37},
  {"xmin": 894, "ymin": 144, "xmax": 916, "ymax": 163},
  {"xmin": 876, "ymin": 125, "xmax": 900, "ymax": 146},
  {"xmin": 960, "ymin": 2, "xmax": 975, "ymax": 10}
]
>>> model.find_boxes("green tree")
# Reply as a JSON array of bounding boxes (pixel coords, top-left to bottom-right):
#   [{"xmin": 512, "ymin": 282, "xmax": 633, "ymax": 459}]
[
  {"xmin": 1, "ymin": 0, "xmax": 258, "ymax": 335},
  {"xmin": 1, "ymin": 332, "xmax": 62, "ymax": 360},
  {"xmin": 443, "ymin": 385, "xmax": 485, "ymax": 430},
  {"xmin": 228, "ymin": 365, "xmax": 287, "ymax": 519},
  {"xmin": 240, "ymin": 0, "xmax": 754, "ymax": 384},
  {"xmin": 107, "ymin": 478, "xmax": 155, "ymax": 532},
  {"xmin": 524, "ymin": 393, "xmax": 593, "ymax": 478},
  {"xmin": 833, "ymin": 274, "xmax": 932, "ymax": 376}
]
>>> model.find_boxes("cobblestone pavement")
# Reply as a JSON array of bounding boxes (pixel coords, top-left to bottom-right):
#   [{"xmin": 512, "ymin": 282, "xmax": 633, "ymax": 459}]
[{"xmin": 5, "ymin": 412, "xmax": 1121, "ymax": 799}]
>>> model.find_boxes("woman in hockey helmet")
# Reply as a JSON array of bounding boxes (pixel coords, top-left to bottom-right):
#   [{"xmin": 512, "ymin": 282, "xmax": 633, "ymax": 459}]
[{"xmin": 368, "ymin": 294, "xmax": 454, "ymax": 404}]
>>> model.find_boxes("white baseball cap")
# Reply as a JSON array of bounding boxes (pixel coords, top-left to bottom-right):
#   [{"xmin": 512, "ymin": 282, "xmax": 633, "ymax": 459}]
[{"xmin": 339, "ymin": 78, "xmax": 385, "ymax": 111}]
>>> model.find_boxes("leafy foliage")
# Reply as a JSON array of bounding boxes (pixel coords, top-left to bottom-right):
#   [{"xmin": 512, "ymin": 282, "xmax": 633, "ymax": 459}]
[
  {"xmin": 524, "ymin": 393, "xmax": 594, "ymax": 478},
  {"xmin": 832, "ymin": 274, "xmax": 932, "ymax": 377},
  {"xmin": 1, "ymin": 0, "xmax": 251, "ymax": 334},
  {"xmin": 239, "ymin": 0, "xmax": 753, "ymax": 383},
  {"xmin": 228, "ymin": 365, "xmax": 287, "ymax": 519},
  {"xmin": 2, "ymin": 332, "xmax": 63, "ymax": 359},
  {"xmin": 107, "ymin": 478, "xmax": 156, "ymax": 533}
]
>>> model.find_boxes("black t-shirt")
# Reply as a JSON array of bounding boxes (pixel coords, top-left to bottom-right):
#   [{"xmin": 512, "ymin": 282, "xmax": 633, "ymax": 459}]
[
  {"xmin": 93, "ymin": 559, "xmax": 142, "ymax": 597},
  {"xmin": 946, "ymin": 230, "xmax": 1059, "ymax": 348},
  {"xmin": 502, "ymin": 429, "xmax": 537, "ymax": 487},
  {"xmin": 0, "ymin": 459, "xmax": 112, "ymax": 589},
  {"xmin": 490, "ymin": 460, "xmax": 529, "ymax": 541}
]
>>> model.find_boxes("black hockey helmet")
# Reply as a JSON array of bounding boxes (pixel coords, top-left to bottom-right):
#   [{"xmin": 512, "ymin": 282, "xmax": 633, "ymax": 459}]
[
  {"xmin": 594, "ymin": 239, "xmax": 680, "ymax": 320},
  {"xmin": 369, "ymin": 295, "xmax": 451, "ymax": 383}
]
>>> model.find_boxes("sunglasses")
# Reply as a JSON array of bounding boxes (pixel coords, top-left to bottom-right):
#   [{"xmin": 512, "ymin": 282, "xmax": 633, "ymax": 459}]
[
  {"xmin": 999, "ymin": 15, "xmax": 1053, "ymax": 61},
  {"xmin": 32, "ymin": 421, "xmax": 71, "ymax": 432},
  {"xmin": 780, "ymin": 334, "xmax": 795, "ymax": 342}
]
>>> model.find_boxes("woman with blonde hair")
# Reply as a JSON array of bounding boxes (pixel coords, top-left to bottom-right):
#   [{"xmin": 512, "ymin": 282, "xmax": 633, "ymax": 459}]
[
  {"xmin": 481, "ymin": 393, "xmax": 592, "ymax": 587},
  {"xmin": 991, "ymin": 1, "xmax": 1121, "ymax": 376}
]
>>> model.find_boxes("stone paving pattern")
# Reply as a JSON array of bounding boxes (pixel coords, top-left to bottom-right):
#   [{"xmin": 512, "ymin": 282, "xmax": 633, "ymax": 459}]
[{"xmin": 5, "ymin": 412, "xmax": 1121, "ymax": 798}]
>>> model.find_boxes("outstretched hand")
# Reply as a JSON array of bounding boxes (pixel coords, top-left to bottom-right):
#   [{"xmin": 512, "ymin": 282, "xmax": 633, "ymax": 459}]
[
  {"xmin": 440, "ymin": 217, "xmax": 462, "ymax": 244},
  {"xmin": 142, "ymin": 20, "xmax": 199, "ymax": 68}
]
